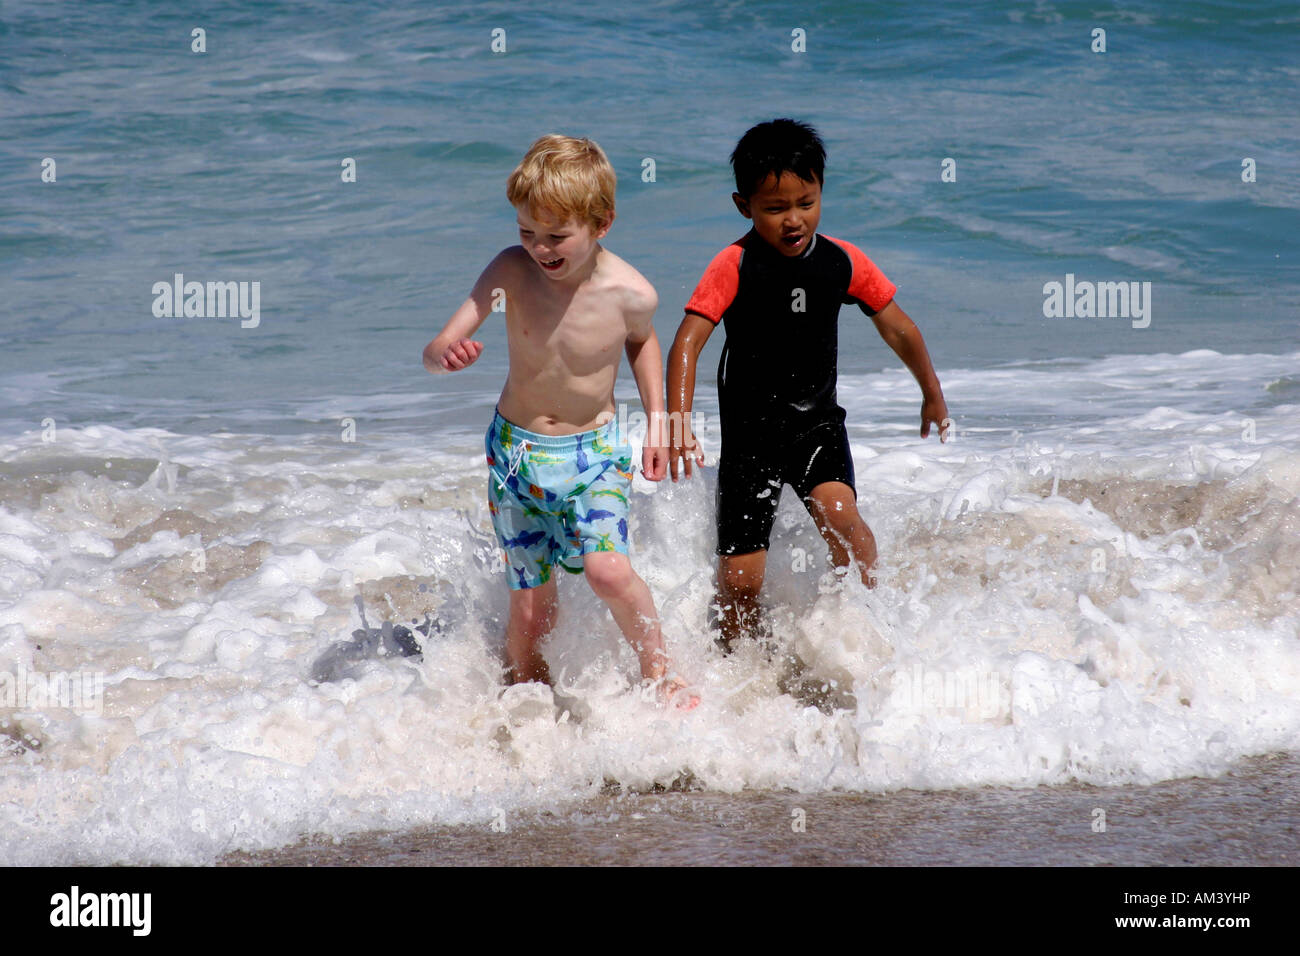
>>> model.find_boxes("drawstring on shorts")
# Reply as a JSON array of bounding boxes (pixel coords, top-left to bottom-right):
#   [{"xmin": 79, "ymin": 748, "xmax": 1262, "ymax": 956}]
[{"xmin": 497, "ymin": 438, "xmax": 532, "ymax": 490}]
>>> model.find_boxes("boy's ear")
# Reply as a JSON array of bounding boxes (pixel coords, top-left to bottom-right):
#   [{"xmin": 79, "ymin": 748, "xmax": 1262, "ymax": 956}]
[
  {"xmin": 731, "ymin": 192, "xmax": 752, "ymax": 219},
  {"xmin": 595, "ymin": 211, "xmax": 615, "ymax": 238}
]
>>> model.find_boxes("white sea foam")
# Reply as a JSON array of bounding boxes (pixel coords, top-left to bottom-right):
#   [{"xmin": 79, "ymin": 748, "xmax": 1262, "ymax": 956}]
[{"xmin": 0, "ymin": 350, "xmax": 1297, "ymax": 863}]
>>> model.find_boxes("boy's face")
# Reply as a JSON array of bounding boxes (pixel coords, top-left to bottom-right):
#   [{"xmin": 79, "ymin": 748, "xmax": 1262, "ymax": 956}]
[
  {"xmin": 732, "ymin": 172, "xmax": 821, "ymax": 257},
  {"xmin": 515, "ymin": 205, "xmax": 611, "ymax": 281}
]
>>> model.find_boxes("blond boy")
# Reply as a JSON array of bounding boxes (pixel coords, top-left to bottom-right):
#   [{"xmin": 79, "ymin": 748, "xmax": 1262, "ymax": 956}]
[{"xmin": 423, "ymin": 135, "xmax": 694, "ymax": 706}]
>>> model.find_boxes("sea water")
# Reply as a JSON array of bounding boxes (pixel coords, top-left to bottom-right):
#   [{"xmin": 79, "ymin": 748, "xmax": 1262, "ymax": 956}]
[{"xmin": 1, "ymin": 0, "xmax": 1297, "ymax": 863}]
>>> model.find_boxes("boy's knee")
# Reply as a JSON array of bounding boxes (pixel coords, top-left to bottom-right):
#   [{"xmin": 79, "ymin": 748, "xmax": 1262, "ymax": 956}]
[
  {"xmin": 584, "ymin": 552, "xmax": 633, "ymax": 599},
  {"xmin": 811, "ymin": 493, "xmax": 867, "ymax": 536}
]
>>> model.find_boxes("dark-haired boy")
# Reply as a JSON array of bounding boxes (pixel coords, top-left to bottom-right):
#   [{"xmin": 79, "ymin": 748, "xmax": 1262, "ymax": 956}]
[{"xmin": 667, "ymin": 118, "xmax": 949, "ymax": 649}]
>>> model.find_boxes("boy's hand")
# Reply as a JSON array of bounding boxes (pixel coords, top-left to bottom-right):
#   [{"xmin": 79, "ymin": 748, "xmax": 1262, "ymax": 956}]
[
  {"xmin": 642, "ymin": 441, "xmax": 669, "ymax": 482},
  {"xmin": 921, "ymin": 394, "xmax": 950, "ymax": 441},
  {"xmin": 668, "ymin": 427, "xmax": 705, "ymax": 481},
  {"xmin": 440, "ymin": 338, "xmax": 484, "ymax": 371}
]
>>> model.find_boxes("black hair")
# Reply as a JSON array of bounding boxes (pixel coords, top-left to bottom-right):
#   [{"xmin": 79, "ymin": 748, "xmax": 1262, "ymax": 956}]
[{"xmin": 729, "ymin": 118, "xmax": 826, "ymax": 198}]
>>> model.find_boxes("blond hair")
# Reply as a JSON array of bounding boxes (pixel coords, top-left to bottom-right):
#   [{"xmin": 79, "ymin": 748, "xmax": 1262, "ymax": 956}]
[{"xmin": 506, "ymin": 134, "xmax": 616, "ymax": 232}]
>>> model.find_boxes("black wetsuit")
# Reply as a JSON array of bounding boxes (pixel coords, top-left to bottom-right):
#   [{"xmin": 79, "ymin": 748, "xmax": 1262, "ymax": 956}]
[{"xmin": 684, "ymin": 230, "xmax": 897, "ymax": 555}]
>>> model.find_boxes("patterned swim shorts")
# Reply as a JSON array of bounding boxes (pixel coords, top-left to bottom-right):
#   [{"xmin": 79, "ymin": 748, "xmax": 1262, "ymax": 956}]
[{"xmin": 485, "ymin": 409, "xmax": 634, "ymax": 590}]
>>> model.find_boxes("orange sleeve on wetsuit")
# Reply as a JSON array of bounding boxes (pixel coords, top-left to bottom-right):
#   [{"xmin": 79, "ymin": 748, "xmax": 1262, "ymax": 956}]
[
  {"xmin": 824, "ymin": 235, "xmax": 897, "ymax": 315},
  {"xmin": 684, "ymin": 241, "xmax": 744, "ymax": 325}
]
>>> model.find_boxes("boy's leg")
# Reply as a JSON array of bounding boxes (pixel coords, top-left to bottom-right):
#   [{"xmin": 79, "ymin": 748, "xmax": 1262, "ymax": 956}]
[
  {"xmin": 714, "ymin": 441, "xmax": 780, "ymax": 651},
  {"xmin": 505, "ymin": 577, "xmax": 559, "ymax": 684},
  {"xmin": 582, "ymin": 551, "xmax": 670, "ymax": 682},
  {"xmin": 805, "ymin": 481, "xmax": 878, "ymax": 588},
  {"xmin": 585, "ymin": 553, "xmax": 698, "ymax": 708},
  {"xmin": 716, "ymin": 549, "xmax": 767, "ymax": 650}
]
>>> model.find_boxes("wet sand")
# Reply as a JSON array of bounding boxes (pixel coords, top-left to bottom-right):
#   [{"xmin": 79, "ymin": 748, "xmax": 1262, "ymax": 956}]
[{"xmin": 223, "ymin": 751, "xmax": 1299, "ymax": 866}]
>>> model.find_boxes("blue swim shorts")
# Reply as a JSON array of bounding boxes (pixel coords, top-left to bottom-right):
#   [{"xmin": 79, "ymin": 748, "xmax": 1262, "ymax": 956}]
[{"xmin": 485, "ymin": 409, "xmax": 634, "ymax": 590}]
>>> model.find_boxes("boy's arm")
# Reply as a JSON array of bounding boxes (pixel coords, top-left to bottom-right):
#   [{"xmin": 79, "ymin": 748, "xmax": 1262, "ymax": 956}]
[
  {"xmin": 625, "ymin": 285, "xmax": 668, "ymax": 482},
  {"xmin": 422, "ymin": 251, "xmax": 512, "ymax": 373},
  {"xmin": 665, "ymin": 312, "xmax": 715, "ymax": 480},
  {"xmin": 869, "ymin": 300, "xmax": 950, "ymax": 440}
]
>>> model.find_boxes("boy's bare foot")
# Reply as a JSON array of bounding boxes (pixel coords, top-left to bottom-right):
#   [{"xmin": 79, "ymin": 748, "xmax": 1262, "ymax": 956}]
[
  {"xmin": 662, "ymin": 674, "xmax": 700, "ymax": 711},
  {"xmin": 642, "ymin": 673, "xmax": 700, "ymax": 711}
]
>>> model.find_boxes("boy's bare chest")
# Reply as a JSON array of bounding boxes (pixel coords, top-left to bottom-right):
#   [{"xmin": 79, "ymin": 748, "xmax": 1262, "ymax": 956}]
[{"xmin": 507, "ymin": 291, "xmax": 626, "ymax": 364}]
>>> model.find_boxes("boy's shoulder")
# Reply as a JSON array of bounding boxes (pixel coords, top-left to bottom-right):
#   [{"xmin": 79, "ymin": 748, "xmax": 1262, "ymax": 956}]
[
  {"xmin": 479, "ymin": 244, "xmax": 533, "ymax": 285},
  {"xmin": 594, "ymin": 245, "xmax": 657, "ymax": 317},
  {"xmin": 818, "ymin": 234, "xmax": 897, "ymax": 315},
  {"xmin": 496, "ymin": 244, "xmax": 534, "ymax": 270}
]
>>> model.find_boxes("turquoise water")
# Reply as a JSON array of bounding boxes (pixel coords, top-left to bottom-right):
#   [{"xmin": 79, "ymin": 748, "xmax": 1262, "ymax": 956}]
[{"xmin": 2, "ymin": 0, "xmax": 1296, "ymax": 436}]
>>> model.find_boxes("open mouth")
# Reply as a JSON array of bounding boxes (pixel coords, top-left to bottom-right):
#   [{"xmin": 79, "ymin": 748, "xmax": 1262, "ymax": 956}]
[
  {"xmin": 782, "ymin": 233, "xmax": 805, "ymax": 249},
  {"xmin": 539, "ymin": 256, "xmax": 565, "ymax": 271}
]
